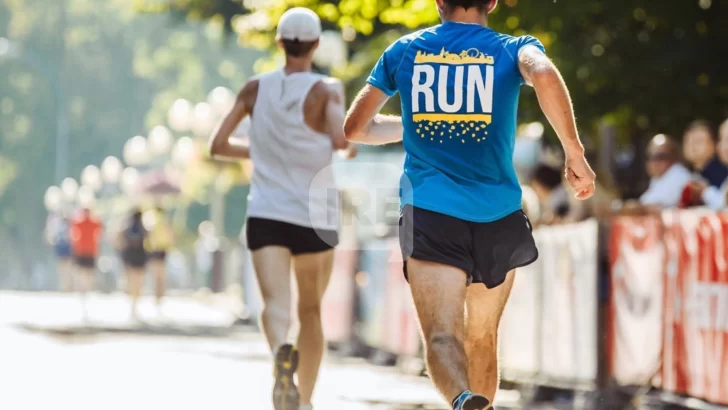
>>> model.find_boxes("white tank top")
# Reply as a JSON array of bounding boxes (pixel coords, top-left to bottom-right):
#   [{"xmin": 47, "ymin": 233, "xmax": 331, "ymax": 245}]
[{"xmin": 246, "ymin": 69, "xmax": 339, "ymax": 231}]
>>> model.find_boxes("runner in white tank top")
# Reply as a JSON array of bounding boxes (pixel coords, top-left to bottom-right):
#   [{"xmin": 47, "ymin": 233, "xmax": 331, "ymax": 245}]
[{"xmin": 208, "ymin": 7, "xmax": 356, "ymax": 410}]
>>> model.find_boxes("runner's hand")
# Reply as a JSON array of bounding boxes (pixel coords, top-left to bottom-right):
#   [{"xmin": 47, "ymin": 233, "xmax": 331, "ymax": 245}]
[
  {"xmin": 565, "ymin": 155, "xmax": 596, "ymax": 200},
  {"xmin": 339, "ymin": 143, "xmax": 358, "ymax": 159}
]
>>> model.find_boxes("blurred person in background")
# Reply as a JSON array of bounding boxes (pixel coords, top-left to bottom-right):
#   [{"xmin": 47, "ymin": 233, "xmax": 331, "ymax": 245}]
[
  {"xmin": 639, "ymin": 134, "xmax": 691, "ymax": 208},
  {"xmin": 46, "ymin": 212, "xmax": 73, "ymax": 291},
  {"xmin": 145, "ymin": 206, "xmax": 173, "ymax": 308},
  {"xmin": 683, "ymin": 120, "xmax": 728, "ymax": 188},
  {"xmin": 195, "ymin": 221, "xmax": 214, "ymax": 289},
  {"xmin": 530, "ymin": 163, "xmax": 570, "ymax": 225},
  {"xmin": 70, "ymin": 207, "xmax": 102, "ymax": 316},
  {"xmin": 344, "ymin": 0, "xmax": 595, "ymax": 407},
  {"xmin": 687, "ymin": 118, "xmax": 728, "ymax": 209},
  {"xmin": 208, "ymin": 8, "xmax": 357, "ymax": 410},
  {"xmin": 119, "ymin": 208, "xmax": 148, "ymax": 319}
]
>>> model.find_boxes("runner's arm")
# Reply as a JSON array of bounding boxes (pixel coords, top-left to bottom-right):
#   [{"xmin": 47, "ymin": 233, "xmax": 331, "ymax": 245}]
[
  {"xmin": 344, "ymin": 84, "xmax": 403, "ymax": 145},
  {"xmin": 519, "ymin": 45, "xmax": 596, "ymax": 199},
  {"xmin": 208, "ymin": 80, "xmax": 257, "ymax": 160},
  {"xmin": 518, "ymin": 46, "xmax": 584, "ymax": 157},
  {"xmin": 323, "ymin": 79, "xmax": 351, "ymax": 152}
]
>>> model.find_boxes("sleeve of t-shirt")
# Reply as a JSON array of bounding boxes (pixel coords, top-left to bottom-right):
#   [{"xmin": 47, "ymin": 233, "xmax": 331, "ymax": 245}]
[
  {"xmin": 366, "ymin": 40, "xmax": 406, "ymax": 97},
  {"xmin": 511, "ymin": 35, "xmax": 547, "ymax": 84}
]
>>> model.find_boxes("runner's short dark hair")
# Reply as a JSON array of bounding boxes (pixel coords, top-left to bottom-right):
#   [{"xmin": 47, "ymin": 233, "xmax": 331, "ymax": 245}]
[
  {"xmin": 443, "ymin": 0, "xmax": 494, "ymax": 12},
  {"xmin": 281, "ymin": 39, "xmax": 317, "ymax": 57}
]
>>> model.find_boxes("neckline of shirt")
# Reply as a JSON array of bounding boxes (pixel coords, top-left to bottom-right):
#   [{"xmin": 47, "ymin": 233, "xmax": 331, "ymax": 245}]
[{"xmin": 441, "ymin": 21, "xmax": 493, "ymax": 31}]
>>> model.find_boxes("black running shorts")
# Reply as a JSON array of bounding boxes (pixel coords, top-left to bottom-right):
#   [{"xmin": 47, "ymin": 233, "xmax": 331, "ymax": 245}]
[
  {"xmin": 148, "ymin": 251, "xmax": 167, "ymax": 261},
  {"xmin": 74, "ymin": 255, "xmax": 96, "ymax": 269},
  {"xmin": 399, "ymin": 205, "xmax": 538, "ymax": 289},
  {"xmin": 246, "ymin": 218, "xmax": 338, "ymax": 255}
]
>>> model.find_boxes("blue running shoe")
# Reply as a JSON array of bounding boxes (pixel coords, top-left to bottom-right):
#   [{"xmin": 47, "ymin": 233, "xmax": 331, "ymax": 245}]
[{"xmin": 454, "ymin": 391, "xmax": 490, "ymax": 410}]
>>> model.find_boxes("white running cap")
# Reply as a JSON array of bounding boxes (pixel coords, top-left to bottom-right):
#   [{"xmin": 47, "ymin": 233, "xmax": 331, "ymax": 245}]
[{"xmin": 276, "ymin": 7, "xmax": 321, "ymax": 42}]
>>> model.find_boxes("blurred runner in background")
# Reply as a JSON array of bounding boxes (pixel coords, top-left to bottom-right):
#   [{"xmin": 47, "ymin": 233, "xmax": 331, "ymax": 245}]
[
  {"xmin": 208, "ymin": 7, "xmax": 357, "ymax": 410},
  {"xmin": 119, "ymin": 208, "xmax": 148, "ymax": 320},
  {"xmin": 145, "ymin": 206, "xmax": 173, "ymax": 308},
  {"xmin": 70, "ymin": 208, "xmax": 103, "ymax": 318},
  {"xmin": 344, "ymin": 0, "xmax": 595, "ymax": 408},
  {"xmin": 46, "ymin": 212, "xmax": 73, "ymax": 292}
]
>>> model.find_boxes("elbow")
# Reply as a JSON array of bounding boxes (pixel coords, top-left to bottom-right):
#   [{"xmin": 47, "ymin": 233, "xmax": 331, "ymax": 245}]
[
  {"xmin": 208, "ymin": 140, "xmax": 221, "ymax": 158},
  {"xmin": 343, "ymin": 118, "xmax": 361, "ymax": 142},
  {"xmin": 332, "ymin": 137, "xmax": 349, "ymax": 150}
]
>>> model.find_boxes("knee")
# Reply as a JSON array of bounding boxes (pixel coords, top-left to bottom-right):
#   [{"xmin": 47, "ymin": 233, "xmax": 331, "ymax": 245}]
[
  {"xmin": 427, "ymin": 331, "xmax": 462, "ymax": 350},
  {"xmin": 298, "ymin": 301, "xmax": 322, "ymax": 321},
  {"xmin": 262, "ymin": 296, "xmax": 290, "ymax": 317},
  {"xmin": 466, "ymin": 330, "xmax": 497, "ymax": 352}
]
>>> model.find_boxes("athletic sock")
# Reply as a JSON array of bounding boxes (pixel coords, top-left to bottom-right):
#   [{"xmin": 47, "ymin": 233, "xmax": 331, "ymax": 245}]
[
  {"xmin": 299, "ymin": 404, "xmax": 313, "ymax": 410},
  {"xmin": 452, "ymin": 390, "xmax": 473, "ymax": 409}
]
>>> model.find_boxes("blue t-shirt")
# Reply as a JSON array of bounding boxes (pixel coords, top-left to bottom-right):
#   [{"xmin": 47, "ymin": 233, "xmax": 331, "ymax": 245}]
[{"xmin": 367, "ymin": 22, "xmax": 545, "ymax": 222}]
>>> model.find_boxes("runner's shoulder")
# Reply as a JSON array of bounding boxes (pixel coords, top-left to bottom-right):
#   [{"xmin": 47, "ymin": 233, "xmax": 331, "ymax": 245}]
[
  {"xmin": 496, "ymin": 32, "xmax": 546, "ymax": 53},
  {"xmin": 238, "ymin": 77, "xmax": 261, "ymax": 106},
  {"xmin": 307, "ymin": 78, "xmax": 341, "ymax": 106},
  {"xmin": 385, "ymin": 27, "xmax": 432, "ymax": 53}
]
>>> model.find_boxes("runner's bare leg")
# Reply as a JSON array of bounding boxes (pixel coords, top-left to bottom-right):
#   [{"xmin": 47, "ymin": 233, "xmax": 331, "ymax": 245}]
[
  {"xmin": 464, "ymin": 270, "xmax": 516, "ymax": 401},
  {"xmin": 293, "ymin": 249, "xmax": 335, "ymax": 405},
  {"xmin": 408, "ymin": 258, "xmax": 471, "ymax": 403},
  {"xmin": 252, "ymin": 246, "xmax": 293, "ymax": 351}
]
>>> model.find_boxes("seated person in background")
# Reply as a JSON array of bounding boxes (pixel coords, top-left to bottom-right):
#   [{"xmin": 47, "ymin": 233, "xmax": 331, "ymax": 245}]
[
  {"xmin": 687, "ymin": 118, "xmax": 728, "ymax": 209},
  {"xmin": 530, "ymin": 163, "xmax": 570, "ymax": 225},
  {"xmin": 640, "ymin": 134, "xmax": 692, "ymax": 208},
  {"xmin": 521, "ymin": 184, "xmax": 541, "ymax": 223},
  {"xmin": 683, "ymin": 120, "xmax": 728, "ymax": 188}
]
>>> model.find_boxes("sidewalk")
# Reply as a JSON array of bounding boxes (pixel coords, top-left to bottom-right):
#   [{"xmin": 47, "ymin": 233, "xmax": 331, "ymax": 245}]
[
  {"xmin": 0, "ymin": 290, "xmax": 244, "ymax": 341},
  {"xmin": 0, "ymin": 291, "xmax": 534, "ymax": 409}
]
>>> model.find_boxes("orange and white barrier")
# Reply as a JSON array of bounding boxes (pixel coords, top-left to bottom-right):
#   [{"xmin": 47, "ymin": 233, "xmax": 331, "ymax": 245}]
[
  {"xmin": 500, "ymin": 219, "xmax": 600, "ymax": 387},
  {"xmin": 609, "ymin": 209, "xmax": 728, "ymax": 406},
  {"xmin": 321, "ymin": 247, "xmax": 358, "ymax": 343},
  {"xmin": 379, "ymin": 238, "xmax": 420, "ymax": 358},
  {"xmin": 608, "ymin": 214, "xmax": 664, "ymax": 386}
]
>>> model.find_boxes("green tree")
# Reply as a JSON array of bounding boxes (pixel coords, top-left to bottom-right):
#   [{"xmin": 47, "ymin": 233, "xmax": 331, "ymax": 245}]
[
  {"xmin": 137, "ymin": 0, "xmax": 728, "ymax": 144},
  {"xmin": 0, "ymin": 0, "xmax": 260, "ymax": 272}
]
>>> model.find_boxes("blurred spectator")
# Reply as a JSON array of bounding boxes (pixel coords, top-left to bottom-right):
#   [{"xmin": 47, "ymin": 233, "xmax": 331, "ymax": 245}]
[
  {"xmin": 683, "ymin": 120, "xmax": 728, "ymax": 188},
  {"xmin": 145, "ymin": 206, "xmax": 174, "ymax": 307},
  {"xmin": 640, "ymin": 134, "xmax": 692, "ymax": 208},
  {"xmin": 46, "ymin": 212, "xmax": 73, "ymax": 291},
  {"xmin": 119, "ymin": 208, "xmax": 148, "ymax": 319},
  {"xmin": 70, "ymin": 208, "xmax": 102, "ymax": 295},
  {"xmin": 195, "ymin": 221, "xmax": 215, "ymax": 289},
  {"xmin": 687, "ymin": 119, "xmax": 728, "ymax": 209},
  {"xmin": 530, "ymin": 163, "xmax": 570, "ymax": 225}
]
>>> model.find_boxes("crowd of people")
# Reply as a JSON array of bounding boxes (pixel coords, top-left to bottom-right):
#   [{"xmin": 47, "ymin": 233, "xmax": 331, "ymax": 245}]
[
  {"xmin": 639, "ymin": 119, "xmax": 728, "ymax": 210},
  {"xmin": 521, "ymin": 118, "xmax": 728, "ymax": 228},
  {"xmin": 45, "ymin": 206, "xmax": 173, "ymax": 318}
]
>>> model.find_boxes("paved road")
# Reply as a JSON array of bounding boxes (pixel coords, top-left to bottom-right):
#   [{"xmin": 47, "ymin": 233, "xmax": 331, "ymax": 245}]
[{"xmin": 0, "ymin": 291, "xmax": 528, "ymax": 410}]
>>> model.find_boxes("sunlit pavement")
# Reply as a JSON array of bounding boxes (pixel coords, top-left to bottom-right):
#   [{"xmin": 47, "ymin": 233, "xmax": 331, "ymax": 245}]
[{"xmin": 0, "ymin": 292, "xmax": 532, "ymax": 410}]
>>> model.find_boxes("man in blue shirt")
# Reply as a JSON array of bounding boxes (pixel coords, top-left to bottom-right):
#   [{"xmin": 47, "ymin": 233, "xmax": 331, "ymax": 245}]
[{"xmin": 344, "ymin": 0, "xmax": 596, "ymax": 408}]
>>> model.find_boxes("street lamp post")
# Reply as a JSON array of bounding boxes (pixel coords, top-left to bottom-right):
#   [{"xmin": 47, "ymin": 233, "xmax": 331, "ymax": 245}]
[
  {"xmin": 0, "ymin": 37, "xmax": 69, "ymax": 184},
  {"xmin": 168, "ymin": 98, "xmax": 193, "ymax": 133},
  {"xmin": 60, "ymin": 177, "xmax": 79, "ymax": 208}
]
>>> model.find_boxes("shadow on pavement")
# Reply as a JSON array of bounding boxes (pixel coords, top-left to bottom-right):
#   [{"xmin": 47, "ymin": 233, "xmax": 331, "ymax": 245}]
[
  {"xmin": 344, "ymin": 399, "xmax": 446, "ymax": 409},
  {"xmin": 14, "ymin": 322, "xmax": 256, "ymax": 340}
]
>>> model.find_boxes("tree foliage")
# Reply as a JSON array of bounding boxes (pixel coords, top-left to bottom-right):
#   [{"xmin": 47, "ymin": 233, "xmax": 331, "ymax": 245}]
[
  {"xmin": 0, "ymin": 0, "xmax": 260, "ymax": 266},
  {"xmin": 138, "ymin": 0, "xmax": 728, "ymax": 144}
]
